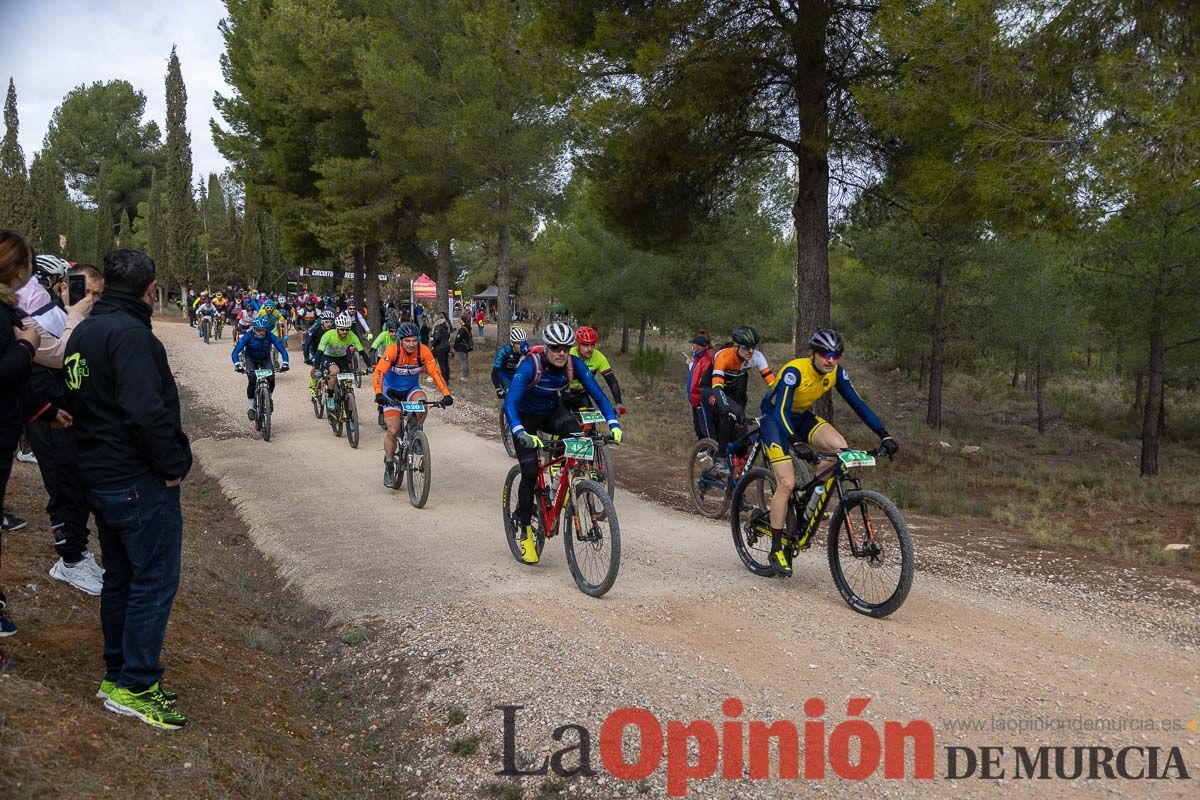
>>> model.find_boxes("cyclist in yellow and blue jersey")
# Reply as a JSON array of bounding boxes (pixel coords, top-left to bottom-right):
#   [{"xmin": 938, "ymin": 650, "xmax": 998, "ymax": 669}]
[{"xmin": 757, "ymin": 329, "xmax": 899, "ymax": 576}]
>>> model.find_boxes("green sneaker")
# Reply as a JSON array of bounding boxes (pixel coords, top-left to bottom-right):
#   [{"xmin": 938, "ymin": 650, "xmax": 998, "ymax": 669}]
[
  {"xmin": 97, "ymin": 679, "xmax": 177, "ymax": 704},
  {"xmin": 104, "ymin": 684, "xmax": 186, "ymax": 729}
]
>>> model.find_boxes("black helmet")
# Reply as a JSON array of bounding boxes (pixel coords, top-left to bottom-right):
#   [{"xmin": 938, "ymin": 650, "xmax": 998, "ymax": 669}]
[
  {"xmin": 808, "ymin": 328, "xmax": 844, "ymax": 354},
  {"xmin": 730, "ymin": 325, "xmax": 760, "ymax": 349},
  {"xmin": 397, "ymin": 322, "xmax": 421, "ymax": 339}
]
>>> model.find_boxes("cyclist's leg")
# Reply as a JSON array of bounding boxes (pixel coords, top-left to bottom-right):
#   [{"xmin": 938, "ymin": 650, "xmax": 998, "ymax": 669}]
[
  {"xmin": 406, "ymin": 388, "xmax": 429, "ymax": 425},
  {"xmin": 382, "ymin": 389, "xmax": 405, "ymax": 460},
  {"xmin": 808, "ymin": 418, "xmax": 846, "ymax": 478},
  {"xmin": 545, "ymin": 404, "xmax": 585, "ymax": 440},
  {"xmin": 759, "ymin": 416, "xmax": 797, "ymax": 530},
  {"xmin": 513, "ymin": 410, "xmax": 549, "ymax": 527}
]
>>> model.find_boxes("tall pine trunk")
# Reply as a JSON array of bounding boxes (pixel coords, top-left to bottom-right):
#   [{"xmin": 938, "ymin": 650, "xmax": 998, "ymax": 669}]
[
  {"xmin": 793, "ymin": 0, "xmax": 832, "ymax": 417},
  {"xmin": 496, "ymin": 220, "xmax": 512, "ymax": 347},
  {"xmin": 926, "ymin": 258, "xmax": 948, "ymax": 430},
  {"xmin": 1139, "ymin": 269, "xmax": 1167, "ymax": 476},
  {"xmin": 1011, "ymin": 346, "xmax": 1021, "ymax": 388},
  {"xmin": 620, "ymin": 324, "xmax": 630, "ymax": 354},
  {"xmin": 1035, "ymin": 352, "xmax": 1046, "ymax": 434},
  {"xmin": 364, "ymin": 242, "xmax": 381, "ymax": 334},
  {"xmin": 436, "ymin": 235, "xmax": 451, "ymax": 320},
  {"xmin": 352, "ymin": 246, "xmax": 365, "ymax": 310},
  {"xmin": 637, "ymin": 317, "xmax": 647, "ymax": 350}
]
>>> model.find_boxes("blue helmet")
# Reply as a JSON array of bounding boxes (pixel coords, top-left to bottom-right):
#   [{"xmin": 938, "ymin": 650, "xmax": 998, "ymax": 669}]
[
  {"xmin": 264, "ymin": 299, "xmax": 276, "ymax": 309},
  {"xmin": 252, "ymin": 317, "xmax": 273, "ymax": 332},
  {"xmin": 397, "ymin": 322, "xmax": 421, "ymax": 340}
]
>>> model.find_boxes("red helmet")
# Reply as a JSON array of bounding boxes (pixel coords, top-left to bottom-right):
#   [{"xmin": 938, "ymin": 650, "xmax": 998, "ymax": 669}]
[{"xmin": 575, "ymin": 326, "xmax": 598, "ymax": 345}]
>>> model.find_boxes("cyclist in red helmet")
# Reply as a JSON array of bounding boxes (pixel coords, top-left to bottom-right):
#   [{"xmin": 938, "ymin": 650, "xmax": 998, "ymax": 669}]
[{"xmin": 564, "ymin": 325, "xmax": 626, "ymax": 416}]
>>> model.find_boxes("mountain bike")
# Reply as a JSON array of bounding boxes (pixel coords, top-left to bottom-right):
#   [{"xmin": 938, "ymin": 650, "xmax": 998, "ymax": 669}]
[
  {"xmin": 325, "ymin": 370, "xmax": 360, "ymax": 449},
  {"xmin": 569, "ymin": 407, "xmax": 616, "ymax": 498},
  {"xmin": 500, "ymin": 434, "xmax": 621, "ymax": 597},
  {"xmin": 249, "ymin": 364, "xmax": 287, "ymax": 441},
  {"xmin": 310, "ymin": 368, "xmax": 326, "ymax": 419},
  {"xmin": 199, "ymin": 315, "xmax": 213, "ymax": 345},
  {"xmin": 688, "ymin": 419, "xmax": 811, "ymax": 518},
  {"xmin": 729, "ymin": 446, "xmax": 914, "ymax": 618},
  {"xmin": 384, "ymin": 400, "xmax": 443, "ymax": 508}
]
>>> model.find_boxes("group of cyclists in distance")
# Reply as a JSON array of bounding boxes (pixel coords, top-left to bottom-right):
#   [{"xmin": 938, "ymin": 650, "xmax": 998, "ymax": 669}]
[{"xmin": 211, "ymin": 286, "xmax": 898, "ymax": 581}]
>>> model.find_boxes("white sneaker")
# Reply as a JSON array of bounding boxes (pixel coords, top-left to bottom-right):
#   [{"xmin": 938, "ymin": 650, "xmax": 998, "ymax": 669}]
[
  {"xmin": 49, "ymin": 556, "xmax": 103, "ymax": 596},
  {"xmin": 15, "ymin": 450, "xmax": 37, "ymax": 464},
  {"xmin": 76, "ymin": 551, "xmax": 105, "ymax": 579}
]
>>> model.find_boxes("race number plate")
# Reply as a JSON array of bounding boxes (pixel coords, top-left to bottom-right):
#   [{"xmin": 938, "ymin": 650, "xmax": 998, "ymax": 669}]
[
  {"xmin": 839, "ymin": 450, "xmax": 876, "ymax": 468},
  {"xmin": 578, "ymin": 410, "xmax": 606, "ymax": 425},
  {"xmin": 401, "ymin": 401, "xmax": 425, "ymax": 412},
  {"xmin": 337, "ymin": 373, "xmax": 355, "ymax": 383},
  {"xmin": 254, "ymin": 369, "xmax": 273, "ymax": 379},
  {"xmin": 563, "ymin": 438, "xmax": 595, "ymax": 461}
]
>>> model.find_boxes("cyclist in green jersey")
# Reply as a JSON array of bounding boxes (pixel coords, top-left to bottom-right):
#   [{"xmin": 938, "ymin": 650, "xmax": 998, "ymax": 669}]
[
  {"xmin": 316, "ymin": 313, "xmax": 365, "ymax": 408},
  {"xmin": 564, "ymin": 325, "xmax": 626, "ymax": 416}
]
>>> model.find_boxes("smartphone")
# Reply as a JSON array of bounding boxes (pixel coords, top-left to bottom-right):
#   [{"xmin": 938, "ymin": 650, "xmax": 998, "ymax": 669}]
[{"xmin": 68, "ymin": 274, "xmax": 87, "ymax": 305}]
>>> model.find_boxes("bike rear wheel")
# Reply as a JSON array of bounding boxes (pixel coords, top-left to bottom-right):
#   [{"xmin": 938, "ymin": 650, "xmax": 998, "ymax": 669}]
[
  {"xmin": 500, "ymin": 406, "xmax": 516, "ymax": 459},
  {"xmin": 257, "ymin": 383, "xmax": 272, "ymax": 442},
  {"xmin": 406, "ymin": 429, "xmax": 431, "ymax": 508},
  {"xmin": 688, "ymin": 438, "xmax": 729, "ymax": 518},
  {"xmin": 592, "ymin": 445, "xmax": 616, "ymax": 499},
  {"xmin": 345, "ymin": 391, "xmax": 359, "ymax": 448},
  {"xmin": 563, "ymin": 478, "xmax": 621, "ymax": 597},
  {"xmin": 827, "ymin": 490, "xmax": 914, "ymax": 618},
  {"xmin": 729, "ymin": 468, "xmax": 794, "ymax": 577},
  {"xmin": 353, "ymin": 353, "xmax": 363, "ymax": 388},
  {"xmin": 501, "ymin": 464, "xmax": 544, "ymax": 563}
]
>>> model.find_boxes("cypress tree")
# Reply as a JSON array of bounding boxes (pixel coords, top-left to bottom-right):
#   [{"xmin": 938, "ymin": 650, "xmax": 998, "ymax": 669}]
[
  {"xmin": 30, "ymin": 150, "xmax": 67, "ymax": 255},
  {"xmin": 164, "ymin": 46, "xmax": 198, "ymax": 293},
  {"xmin": 94, "ymin": 161, "xmax": 115, "ymax": 258},
  {"xmin": 0, "ymin": 78, "xmax": 33, "ymax": 235},
  {"xmin": 118, "ymin": 207, "xmax": 133, "ymax": 246}
]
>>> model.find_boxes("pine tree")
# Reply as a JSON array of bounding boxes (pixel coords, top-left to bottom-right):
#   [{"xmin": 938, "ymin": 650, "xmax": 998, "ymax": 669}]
[
  {"xmin": 146, "ymin": 167, "xmax": 168, "ymax": 265},
  {"xmin": 0, "ymin": 78, "xmax": 33, "ymax": 234},
  {"xmin": 29, "ymin": 150, "xmax": 67, "ymax": 255},
  {"xmin": 164, "ymin": 46, "xmax": 198, "ymax": 293},
  {"xmin": 94, "ymin": 161, "xmax": 115, "ymax": 258},
  {"xmin": 240, "ymin": 190, "xmax": 264, "ymax": 288}
]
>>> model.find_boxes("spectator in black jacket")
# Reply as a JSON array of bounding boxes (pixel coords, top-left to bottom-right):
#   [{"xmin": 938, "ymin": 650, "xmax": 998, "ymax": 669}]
[
  {"xmin": 453, "ymin": 315, "xmax": 473, "ymax": 379},
  {"xmin": 430, "ymin": 312, "xmax": 452, "ymax": 385},
  {"xmin": 65, "ymin": 249, "xmax": 192, "ymax": 729}
]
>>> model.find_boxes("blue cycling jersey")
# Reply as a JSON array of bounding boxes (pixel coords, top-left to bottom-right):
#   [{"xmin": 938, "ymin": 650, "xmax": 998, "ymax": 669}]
[
  {"xmin": 504, "ymin": 353, "xmax": 618, "ymax": 435},
  {"xmin": 231, "ymin": 330, "xmax": 289, "ymax": 365},
  {"xmin": 493, "ymin": 342, "xmax": 530, "ymax": 387}
]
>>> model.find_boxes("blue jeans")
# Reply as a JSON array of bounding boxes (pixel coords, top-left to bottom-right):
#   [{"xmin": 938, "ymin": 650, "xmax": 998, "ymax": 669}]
[{"xmin": 87, "ymin": 477, "xmax": 182, "ymax": 690}]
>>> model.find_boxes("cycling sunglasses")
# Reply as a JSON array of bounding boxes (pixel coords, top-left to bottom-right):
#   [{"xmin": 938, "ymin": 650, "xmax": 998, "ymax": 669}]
[
  {"xmin": 547, "ymin": 344, "xmax": 571, "ymax": 353},
  {"xmin": 816, "ymin": 350, "xmax": 842, "ymax": 361}
]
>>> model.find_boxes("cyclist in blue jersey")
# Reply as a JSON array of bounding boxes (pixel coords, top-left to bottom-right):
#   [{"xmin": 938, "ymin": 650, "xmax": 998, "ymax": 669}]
[
  {"xmin": 503, "ymin": 322, "xmax": 623, "ymax": 564},
  {"xmin": 491, "ymin": 326, "xmax": 531, "ymax": 398},
  {"xmin": 232, "ymin": 317, "xmax": 290, "ymax": 420}
]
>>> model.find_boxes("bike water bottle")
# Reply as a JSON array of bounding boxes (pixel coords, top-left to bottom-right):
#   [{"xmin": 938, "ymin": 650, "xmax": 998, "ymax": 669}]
[{"xmin": 803, "ymin": 485, "xmax": 825, "ymax": 520}]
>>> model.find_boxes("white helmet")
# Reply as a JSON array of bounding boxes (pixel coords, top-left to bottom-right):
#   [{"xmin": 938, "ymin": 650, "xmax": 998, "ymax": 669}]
[
  {"xmin": 35, "ymin": 253, "xmax": 70, "ymax": 280},
  {"xmin": 510, "ymin": 326, "xmax": 527, "ymax": 343},
  {"xmin": 541, "ymin": 322, "xmax": 575, "ymax": 347},
  {"xmin": 320, "ymin": 310, "xmax": 335, "ymax": 321},
  {"xmin": 335, "ymin": 313, "xmax": 353, "ymax": 329}
]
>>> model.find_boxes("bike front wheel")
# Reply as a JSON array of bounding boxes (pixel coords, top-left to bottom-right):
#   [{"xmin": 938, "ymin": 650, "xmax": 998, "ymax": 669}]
[
  {"xmin": 827, "ymin": 490, "xmax": 914, "ymax": 618},
  {"xmin": 257, "ymin": 383, "xmax": 272, "ymax": 442},
  {"xmin": 563, "ymin": 478, "xmax": 620, "ymax": 597},
  {"xmin": 500, "ymin": 406, "xmax": 516, "ymax": 459},
  {"xmin": 345, "ymin": 391, "xmax": 359, "ymax": 448},
  {"xmin": 688, "ymin": 438, "xmax": 728, "ymax": 518},
  {"xmin": 729, "ymin": 468, "xmax": 794, "ymax": 577},
  {"xmin": 501, "ymin": 464, "xmax": 544, "ymax": 564},
  {"xmin": 407, "ymin": 429, "xmax": 431, "ymax": 508}
]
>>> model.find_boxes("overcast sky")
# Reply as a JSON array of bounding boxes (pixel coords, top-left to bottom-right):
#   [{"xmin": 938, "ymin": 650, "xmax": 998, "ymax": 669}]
[{"xmin": 4, "ymin": 0, "xmax": 232, "ymax": 181}]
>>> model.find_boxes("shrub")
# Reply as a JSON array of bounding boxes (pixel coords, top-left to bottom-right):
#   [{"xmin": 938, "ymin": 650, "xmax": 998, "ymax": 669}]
[{"xmin": 630, "ymin": 346, "xmax": 668, "ymax": 391}]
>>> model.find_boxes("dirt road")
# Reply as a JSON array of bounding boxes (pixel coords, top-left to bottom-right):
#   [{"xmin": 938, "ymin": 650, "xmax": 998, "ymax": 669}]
[{"xmin": 164, "ymin": 322, "xmax": 1198, "ymax": 798}]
